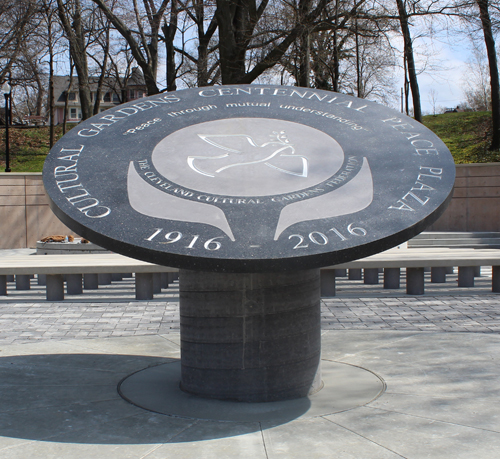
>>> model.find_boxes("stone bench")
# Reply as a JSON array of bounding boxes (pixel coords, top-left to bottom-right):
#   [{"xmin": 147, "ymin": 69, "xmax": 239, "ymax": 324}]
[
  {"xmin": 2, "ymin": 248, "xmax": 500, "ymax": 300},
  {"xmin": 320, "ymin": 247, "xmax": 500, "ymax": 296},
  {"xmin": 0, "ymin": 253, "xmax": 178, "ymax": 301}
]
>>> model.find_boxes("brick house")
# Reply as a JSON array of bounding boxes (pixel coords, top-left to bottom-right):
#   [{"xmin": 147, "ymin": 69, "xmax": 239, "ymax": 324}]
[{"xmin": 51, "ymin": 67, "xmax": 147, "ymax": 124}]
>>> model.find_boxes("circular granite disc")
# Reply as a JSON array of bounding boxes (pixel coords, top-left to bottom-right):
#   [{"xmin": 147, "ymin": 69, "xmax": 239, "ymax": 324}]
[
  {"xmin": 118, "ymin": 359, "xmax": 385, "ymax": 422},
  {"xmin": 43, "ymin": 85, "xmax": 455, "ymax": 272}
]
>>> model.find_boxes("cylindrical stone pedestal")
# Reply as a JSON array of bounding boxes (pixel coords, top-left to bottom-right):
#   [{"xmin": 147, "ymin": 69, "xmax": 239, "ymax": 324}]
[
  {"xmin": 135, "ymin": 273, "xmax": 154, "ymax": 300},
  {"xmin": 66, "ymin": 274, "xmax": 83, "ymax": 295},
  {"xmin": 406, "ymin": 268, "xmax": 425, "ymax": 295},
  {"xmin": 493, "ymin": 266, "xmax": 500, "ymax": 293},
  {"xmin": 152, "ymin": 273, "xmax": 162, "ymax": 293},
  {"xmin": 179, "ymin": 269, "xmax": 322, "ymax": 402},
  {"xmin": 458, "ymin": 266, "xmax": 475, "ymax": 287},
  {"xmin": 46, "ymin": 274, "xmax": 64, "ymax": 301},
  {"xmin": 364, "ymin": 268, "xmax": 379, "ymax": 284},
  {"xmin": 348, "ymin": 269, "xmax": 362, "ymax": 280},
  {"xmin": 0, "ymin": 275, "xmax": 6, "ymax": 296},
  {"xmin": 320, "ymin": 270, "xmax": 336, "ymax": 297},
  {"xmin": 384, "ymin": 268, "xmax": 400, "ymax": 289},
  {"xmin": 98, "ymin": 273, "xmax": 112, "ymax": 285},
  {"xmin": 431, "ymin": 267, "xmax": 447, "ymax": 283},
  {"xmin": 16, "ymin": 275, "xmax": 31, "ymax": 290},
  {"xmin": 84, "ymin": 274, "xmax": 99, "ymax": 289}
]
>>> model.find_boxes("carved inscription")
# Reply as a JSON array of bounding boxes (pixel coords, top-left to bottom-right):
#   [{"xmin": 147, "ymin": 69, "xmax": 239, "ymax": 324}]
[
  {"xmin": 52, "ymin": 145, "xmax": 110, "ymax": 218},
  {"xmin": 43, "ymin": 85, "xmax": 455, "ymax": 270},
  {"xmin": 389, "ymin": 167, "xmax": 442, "ymax": 211}
]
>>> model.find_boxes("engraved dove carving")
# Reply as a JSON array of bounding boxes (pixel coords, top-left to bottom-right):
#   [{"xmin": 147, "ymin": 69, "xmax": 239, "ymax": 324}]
[{"xmin": 187, "ymin": 131, "xmax": 309, "ymax": 178}]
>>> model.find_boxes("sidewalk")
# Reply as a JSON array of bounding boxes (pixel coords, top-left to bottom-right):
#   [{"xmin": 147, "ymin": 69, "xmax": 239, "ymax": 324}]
[{"xmin": 1, "ymin": 266, "xmax": 500, "ymax": 457}]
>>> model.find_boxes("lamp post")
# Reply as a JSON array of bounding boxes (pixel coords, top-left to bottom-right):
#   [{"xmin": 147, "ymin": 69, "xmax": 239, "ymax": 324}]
[{"xmin": 2, "ymin": 82, "xmax": 11, "ymax": 172}]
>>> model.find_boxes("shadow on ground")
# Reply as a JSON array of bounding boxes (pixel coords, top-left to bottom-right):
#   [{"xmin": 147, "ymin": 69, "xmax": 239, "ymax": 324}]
[{"xmin": 0, "ymin": 353, "xmax": 310, "ymax": 444}]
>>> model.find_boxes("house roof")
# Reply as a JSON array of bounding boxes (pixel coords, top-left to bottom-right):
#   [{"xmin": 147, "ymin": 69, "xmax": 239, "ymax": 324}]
[{"xmin": 52, "ymin": 68, "xmax": 146, "ymax": 104}]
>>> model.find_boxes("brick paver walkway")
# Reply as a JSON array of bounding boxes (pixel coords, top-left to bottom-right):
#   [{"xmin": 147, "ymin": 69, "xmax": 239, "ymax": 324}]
[
  {"xmin": 321, "ymin": 295, "xmax": 500, "ymax": 333},
  {"xmin": 1, "ymin": 271, "xmax": 500, "ymax": 344}
]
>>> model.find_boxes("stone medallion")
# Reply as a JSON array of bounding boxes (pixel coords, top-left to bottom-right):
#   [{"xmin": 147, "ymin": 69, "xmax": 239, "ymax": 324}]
[{"xmin": 43, "ymin": 85, "xmax": 455, "ymax": 272}]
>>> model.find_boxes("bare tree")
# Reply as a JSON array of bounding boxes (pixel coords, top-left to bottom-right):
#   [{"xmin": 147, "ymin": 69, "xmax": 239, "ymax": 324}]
[
  {"xmin": 476, "ymin": 0, "xmax": 500, "ymax": 150},
  {"xmin": 0, "ymin": 0, "xmax": 38, "ymax": 84},
  {"xmin": 161, "ymin": 0, "xmax": 179, "ymax": 91},
  {"xmin": 38, "ymin": 0, "xmax": 64, "ymax": 146},
  {"xmin": 174, "ymin": 0, "xmax": 219, "ymax": 87},
  {"xmin": 56, "ymin": 0, "xmax": 93, "ymax": 120},
  {"xmin": 396, "ymin": 0, "xmax": 422, "ymax": 122},
  {"xmin": 456, "ymin": 0, "xmax": 500, "ymax": 149},
  {"xmin": 214, "ymin": 0, "xmax": 332, "ymax": 84},
  {"xmin": 428, "ymin": 88, "xmax": 438, "ymax": 115},
  {"xmin": 462, "ymin": 46, "xmax": 491, "ymax": 110},
  {"xmin": 91, "ymin": 0, "xmax": 171, "ymax": 95}
]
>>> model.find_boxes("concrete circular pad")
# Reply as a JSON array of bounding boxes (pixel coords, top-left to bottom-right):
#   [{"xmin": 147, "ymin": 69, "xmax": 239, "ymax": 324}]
[{"xmin": 118, "ymin": 359, "xmax": 385, "ymax": 422}]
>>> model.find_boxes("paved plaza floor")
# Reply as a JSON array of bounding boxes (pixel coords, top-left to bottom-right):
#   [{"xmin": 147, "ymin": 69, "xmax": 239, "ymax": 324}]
[{"xmin": 1, "ymin": 265, "xmax": 500, "ymax": 457}]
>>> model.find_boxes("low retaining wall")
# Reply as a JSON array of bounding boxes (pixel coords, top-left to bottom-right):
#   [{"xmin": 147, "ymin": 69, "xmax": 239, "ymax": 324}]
[
  {"xmin": 428, "ymin": 163, "xmax": 500, "ymax": 232},
  {"xmin": 1, "ymin": 163, "xmax": 499, "ymax": 249},
  {"xmin": 0, "ymin": 173, "xmax": 72, "ymax": 249}
]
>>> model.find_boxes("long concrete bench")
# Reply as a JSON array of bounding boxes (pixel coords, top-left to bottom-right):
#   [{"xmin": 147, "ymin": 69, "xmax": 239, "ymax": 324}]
[
  {"xmin": 2, "ymin": 248, "xmax": 500, "ymax": 300},
  {"xmin": 321, "ymin": 247, "xmax": 500, "ymax": 296},
  {"xmin": 0, "ymin": 253, "xmax": 178, "ymax": 301}
]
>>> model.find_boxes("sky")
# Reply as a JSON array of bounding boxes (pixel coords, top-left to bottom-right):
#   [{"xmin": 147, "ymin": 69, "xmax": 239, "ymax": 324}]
[
  {"xmin": 413, "ymin": 38, "xmax": 474, "ymax": 114},
  {"xmin": 49, "ymin": 16, "xmax": 482, "ymax": 117}
]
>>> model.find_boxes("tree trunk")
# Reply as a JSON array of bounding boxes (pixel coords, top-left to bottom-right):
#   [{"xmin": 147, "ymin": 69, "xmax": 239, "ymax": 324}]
[
  {"xmin": 297, "ymin": 32, "xmax": 311, "ymax": 87},
  {"xmin": 355, "ymin": 16, "xmax": 361, "ymax": 97},
  {"xmin": 332, "ymin": 0, "xmax": 340, "ymax": 92},
  {"xmin": 477, "ymin": 0, "xmax": 500, "ymax": 151},
  {"xmin": 63, "ymin": 62, "xmax": 74, "ymax": 135},
  {"xmin": 297, "ymin": 0, "xmax": 311, "ymax": 88},
  {"xmin": 91, "ymin": 0, "xmax": 164, "ymax": 95},
  {"xmin": 162, "ymin": 0, "xmax": 178, "ymax": 91},
  {"xmin": 48, "ymin": 27, "xmax": 55, "ymax": 148},
  {"xmin": 396, "ymin": 0, "xmax": 422, "ymax": 122},
  {"xmin": 93, "ymin": 25, "xmax": 110, "ymax": 116},
  {"xmin": 56, "ymin": 0, "xmax": 92, "ymax": 120},
  {"xmin": 215, "ymin": 0, "xmax": 248, "ymax": 84},
  {"xmin": 192, "ymin": 0, "xmax": 217, "ymax": 86}
]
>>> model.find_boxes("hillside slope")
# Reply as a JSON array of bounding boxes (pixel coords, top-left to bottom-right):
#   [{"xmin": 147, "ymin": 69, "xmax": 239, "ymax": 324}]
[
  {"xmin": 423, "ymin": 111, "xmax": 498, "ymax": 163},
  {"xmin": 0, "ymin": 112, "xmax": 497, "ymax": 172}
]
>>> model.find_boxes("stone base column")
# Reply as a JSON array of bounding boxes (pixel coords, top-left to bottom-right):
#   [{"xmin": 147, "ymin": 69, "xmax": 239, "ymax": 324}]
[
  {"xmin": 384, "ymin": 268, "xmax": 400, "ymax": 289},
  {"xmin": 364, "ymin": 268, "xmax": 379, "ymax": 284},
  {"xmin": 348, "ymin": 269, "xmax": 362, "ymax": 280},
  {"xmin": 320, "ymin": 270, "xmax": 336, "ymax": 297},
  {"xmin": 431, "ymin": 267, "xmax": 447, "ymax": 283},
  {"xmin": 46, "ymin": 274, "xmax": 64, "ymax": 301},
  {"xmin": 458, "ymin": 266, "xmax": 475, "ymax": 287},
  {"xmin": 66, "ymin": 274, "xmax": 83, "ymax": 295},
  {"xmin": 492, "ymin": 266, "xmax": 500, "ymax": 293},
  {"xmin": 179, "ymin": 269, "xmax": 322, "ymax": 402},
  {"xmin": 0, "ymin": 275, "xmax": 6, "ymax": 295},
  {"xmin": 98, "ymin": 273, "xmax": 112, "ymax": 285},
  {"xmin": 16, "ymin": 275, "xmax": 31, "ymax": 290},
  {"xmin": 84, "ymin": 274, "xmax": 98, "ymax": 289},
  {"xmin": 406, "ymin": 268, "xmax": 425, "ymax": 295},
  {"xmin": 135, "ymin": 273, "xmax": 153, "ymax": 300}
]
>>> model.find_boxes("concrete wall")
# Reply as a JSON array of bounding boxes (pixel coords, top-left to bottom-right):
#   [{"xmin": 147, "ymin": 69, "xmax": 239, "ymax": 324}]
[
  {"xmin": 1, "ymin": 164, "xmax": 499, "ymax": 249},
  {"xmin": 0, "ymin": 173, "xmax": 73, "ymax": 249},
  {"xmin": 428, "ymin": 163, "xmax": 500, "ymax": 232}
]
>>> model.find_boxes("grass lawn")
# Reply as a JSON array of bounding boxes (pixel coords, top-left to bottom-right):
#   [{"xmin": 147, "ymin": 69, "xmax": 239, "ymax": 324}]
[
  {"xmin": 422, "ymin": 111, "xmax": 499, "ymax": 163},
  {"xmin": 0, "ymin": 125, "xmax": 71, "ymax": 172},
  {"xmin": 0, "ymin": 112, "xmax": 498, "ymax": 172}
]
